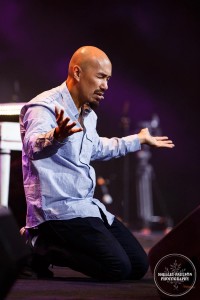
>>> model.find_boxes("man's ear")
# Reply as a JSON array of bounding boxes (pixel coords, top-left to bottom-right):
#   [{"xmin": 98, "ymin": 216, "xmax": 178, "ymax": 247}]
[{"xmin": 73, "ymin": 65, "xmax": 81, "ymax": 81}]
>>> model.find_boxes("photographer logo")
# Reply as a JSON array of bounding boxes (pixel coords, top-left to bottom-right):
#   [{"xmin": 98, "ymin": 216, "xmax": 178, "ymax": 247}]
[{"xmin": 154, "ymin": 254, "xmax": 196, "ymax": 297}]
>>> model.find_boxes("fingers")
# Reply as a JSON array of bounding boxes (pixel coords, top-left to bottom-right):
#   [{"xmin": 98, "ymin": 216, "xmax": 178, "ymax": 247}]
[
  {"xmin": 55, "ymin": 106, "xmax": 62, "ymax": 119},
  {"xmin": 160, "ymin": 143, "xmax": 175, "ymax": 148},
  {"xmin": 55, "ymin": 106, "xmax": 57, "ymax": 117},
  {"xmin": 64, "ymin": 121, "xmax": 77, "ymax": 131},
  {"xmin": 55, "ymin": 107, "xmax": 71, "ymax": 128},
  {"xmin": 157, "ymin": 141, "xmax": 175, "ymax": 148},
  {"xmin": 60, "ymin": 120, "xmax": 83, "ymax": 135},
  {"xmin": 59, "ymin": 116, "xmax": 71, "ymax": 128},
  {"xmin": 154, "ymin": 136, "xmax": 175, "ymax": 148},
  {"xmin": 154, "ymin": 136, "xmax": 169, "ymax": 141},
  {"xmin": 54, "ymin": 106, "xmax": 83, "ymax": 140},
  {"xmin": 72, "ymin": 127, "xmax": 83, "ymax": 134},
  {"xmin": 55, "ymin": 108, "xmax": 65, "ymax": 124}
]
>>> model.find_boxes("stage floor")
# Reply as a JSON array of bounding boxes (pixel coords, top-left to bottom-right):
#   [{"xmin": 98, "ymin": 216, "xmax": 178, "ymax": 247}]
[{"xmin": 6, "ymin": 231, "xmax": 199, "ymax": 300}]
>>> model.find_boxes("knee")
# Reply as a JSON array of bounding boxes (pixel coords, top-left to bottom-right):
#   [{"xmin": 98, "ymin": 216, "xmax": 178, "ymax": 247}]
[
  {"xmin": 131, "ymin": 254, "xmax": 149, "ymax": 280},
  {"xmin": 104, "ymin": 258, "xmax": 132, "ymax": 282}
]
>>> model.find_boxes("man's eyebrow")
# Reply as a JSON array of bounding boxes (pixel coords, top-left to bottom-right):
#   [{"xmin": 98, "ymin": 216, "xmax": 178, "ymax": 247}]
[{"xmin": 97, "ymin": 72, "xmax": 111, "ymax": 78}]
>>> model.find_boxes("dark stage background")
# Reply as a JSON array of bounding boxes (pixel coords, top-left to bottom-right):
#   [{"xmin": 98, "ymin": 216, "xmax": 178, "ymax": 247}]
[{"xmin": 1, "ymin": 0, "xmax": 199, "ymax": 229}]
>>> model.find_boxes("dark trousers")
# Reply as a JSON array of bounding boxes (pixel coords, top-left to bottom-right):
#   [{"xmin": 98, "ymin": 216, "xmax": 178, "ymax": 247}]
[{"xmin": 36, "ymin": 216, "xmax": 149, "ymax": 282}]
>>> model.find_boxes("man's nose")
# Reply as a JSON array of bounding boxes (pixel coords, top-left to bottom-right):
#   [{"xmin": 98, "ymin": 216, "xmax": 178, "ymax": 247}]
[{"xmin": 100, "ymin": 80, "xmax": 109, "ymax": 91}]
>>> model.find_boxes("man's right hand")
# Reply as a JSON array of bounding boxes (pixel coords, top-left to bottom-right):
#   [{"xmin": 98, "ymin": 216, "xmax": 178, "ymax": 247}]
[{"xmin": 54, "ymin": 106, "xmax": 83, "ymax": 142}]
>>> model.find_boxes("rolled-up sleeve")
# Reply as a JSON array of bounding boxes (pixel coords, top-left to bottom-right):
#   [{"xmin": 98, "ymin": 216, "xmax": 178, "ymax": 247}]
[{"xmin": 20, "ymin": 105, "xmax": 67, "ymax": 160}]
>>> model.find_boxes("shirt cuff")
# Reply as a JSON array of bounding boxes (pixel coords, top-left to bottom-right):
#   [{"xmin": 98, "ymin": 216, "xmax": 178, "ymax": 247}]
[{"xmin": 123, "ymin": 134, "xmax": 141, "ymax": 152}]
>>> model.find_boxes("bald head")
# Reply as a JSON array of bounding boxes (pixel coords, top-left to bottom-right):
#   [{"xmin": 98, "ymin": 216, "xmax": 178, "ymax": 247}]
[
  {"xmin": 66, "ymin": 46, "xmax": 112, "ymax": 110},
  {"xmin": 68, "ymin": 46, "xmax": 111, "ymax": 76}
]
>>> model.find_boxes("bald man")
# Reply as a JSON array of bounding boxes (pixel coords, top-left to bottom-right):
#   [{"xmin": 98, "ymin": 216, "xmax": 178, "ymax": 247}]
[{"xmin": 20, "ymin": 46, "xmax": 174, "ymax": 281}]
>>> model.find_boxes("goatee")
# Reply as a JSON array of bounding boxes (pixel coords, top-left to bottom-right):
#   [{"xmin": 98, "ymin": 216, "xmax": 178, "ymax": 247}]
[{"xmin": 88, "ymin": 101, "xmax": 99, "ymax": 110}]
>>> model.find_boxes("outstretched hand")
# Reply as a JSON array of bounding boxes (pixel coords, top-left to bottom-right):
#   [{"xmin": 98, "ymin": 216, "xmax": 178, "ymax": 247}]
[
  {"xmin": 138, "ymin": 128, "xmax": 175, "ymax": 148},
  {"xmin": 54, "ymin": 106, "xmax": 83, "ymax": 142}
]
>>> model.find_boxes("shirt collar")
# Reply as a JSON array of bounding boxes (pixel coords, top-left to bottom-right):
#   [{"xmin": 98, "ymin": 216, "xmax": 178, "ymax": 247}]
[
  {"xmin": 82, "ymin": 103, "xmax": 92, "ymax": 116},
  {"xmin": 60, "ymin": 81, "xmax": 92, "ymax": 118}
]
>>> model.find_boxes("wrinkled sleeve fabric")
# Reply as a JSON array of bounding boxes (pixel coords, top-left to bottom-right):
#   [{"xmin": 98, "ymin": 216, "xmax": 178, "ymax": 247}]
[{"xmin": 91, "ymin": 129, "xmax": 141, "ymax": 161}]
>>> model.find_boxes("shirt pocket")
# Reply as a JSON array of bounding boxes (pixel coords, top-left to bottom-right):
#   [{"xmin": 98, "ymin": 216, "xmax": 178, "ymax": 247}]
[
  {"xmin": 86, "ymin": 130, "xmax": 94, "ymax": 142},
  {"xmin": 58, "ymin": 132, "xmax": 82, "ymax": 160},
  {"xmin": 67, "ymin": 131, "xmax": 82, "ymax": 142},
  {"xmin": 78, "ymin": 130, "xmax": 94, "ymax": 164}
]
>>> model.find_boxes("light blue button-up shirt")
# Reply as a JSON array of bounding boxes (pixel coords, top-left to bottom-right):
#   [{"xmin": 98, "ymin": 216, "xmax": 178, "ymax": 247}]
[{"xmin": 20, "ymin": 82, "xmax": 141, "ymax": 228}]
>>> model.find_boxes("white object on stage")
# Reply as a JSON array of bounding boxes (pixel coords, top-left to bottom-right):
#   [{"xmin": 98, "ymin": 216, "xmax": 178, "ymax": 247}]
[{"xmin": 0, "ymin": 122, "xmax": 22, "ymax": 207}]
